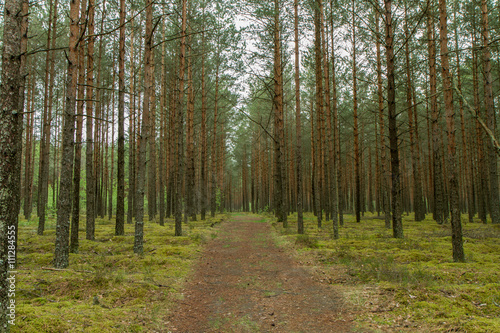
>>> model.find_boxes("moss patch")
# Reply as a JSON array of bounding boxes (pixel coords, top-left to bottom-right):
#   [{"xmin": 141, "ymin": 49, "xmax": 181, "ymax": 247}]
[
  {"xmin": 266, "ymin": 212, "xmax": 500, "ymax": 333},
  {"xmin": 13, "ymin": 214, "xmax": 228, "ymax": 332}
]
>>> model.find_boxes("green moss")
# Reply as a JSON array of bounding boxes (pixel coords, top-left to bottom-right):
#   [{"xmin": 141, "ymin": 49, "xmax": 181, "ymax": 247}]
[
  {"xmin": 267, "ymin": 212, "xmax": 500, "ymax": 333},
  {"xmin": 12, "ymin": 213, "xmax": 230, "ymax": 332}
]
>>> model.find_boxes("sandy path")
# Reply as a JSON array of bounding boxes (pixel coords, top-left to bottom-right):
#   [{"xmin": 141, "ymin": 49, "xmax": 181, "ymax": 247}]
[{"xmin": 167, "ymin": 214, "xmax": 352, "ymax": 332}]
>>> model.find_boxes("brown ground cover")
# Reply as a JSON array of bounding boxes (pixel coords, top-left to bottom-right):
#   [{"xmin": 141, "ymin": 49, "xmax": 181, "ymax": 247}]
[{"xmin": 167, "ymin": 214, "xmax": 353, "ymax": 332}]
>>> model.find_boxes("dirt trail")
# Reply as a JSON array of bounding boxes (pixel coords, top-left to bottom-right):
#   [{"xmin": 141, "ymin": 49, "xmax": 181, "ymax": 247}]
[{"xmin": 167, "ymin": 214, "xmax": 353, "ymax": 332}]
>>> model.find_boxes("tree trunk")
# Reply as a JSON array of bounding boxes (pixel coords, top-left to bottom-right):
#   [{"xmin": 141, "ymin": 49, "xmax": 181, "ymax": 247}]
[
  {"xmin": 159, "ymin": 9, "xmax": 167, "ymax": 227},
  {"xmin": 376, "ymin": 7, "xmax": 390, "ymax": 228},
  {"xmin": 404, "ymin": 1, "xmax": 425, "ymax": 221},
  {"xmin": 200, "ymin": 28, "xmax": 208, "ymax": 221},
  {"xmin": 0, "ymin": 0, "xmax": 24, "ymax": 326},
  {"xmin": 148, "ymin": 50, "xmax": 157, "ymax": 222},
  {"xmin": 273, "ymin": 0, "xmax": 287, "ymax": 226},
  {"xmin": 23, "ymin": 65, "xmax": 35, "ymax": 221},
  {"xmin": 37, "ymin": 0, "xmax": 58, "ymax": 235},
  {"xmin": 481, "ymin": 0, "xmax": 499, "ymax": 224},
  {"xmin": 175, "ymin": 0, "xmax": 187, "ymax": 235},
  {"xmin": 313, "ymin": 0, "xmax": 323, "ymax": 227},
  {"xmin": 211, "ymin": 63, "xmax": 220, "ymax": 218},
  {"xmin": 54, "ymin": 0, "xmax": 80, "ymax": 268},
  {"xmin": 167, "ymin": 61, "xmax": 176, "ymax": 219},
  {"xmin": 438, "ymin": 0, "xmax": 464, "ymax": 261},
  {"xmin": 385, "ymin": 0, "xmax": 403, "ymax": 238},
  {"xmin": 427, "ymin": 1, "xmax": 445, "ymax": 224},
  {"xmin": 115, "ymin": 0, "xmax": 126, "ymax": 235},
  {"xmin": 85, "ymin": 0, "xmax": 96, "ymax": 240},
  {"xmin": 352, "ymin": 0, "xmax": 360, "ymax": 223},
  {"xmin": 134, "ymin": 0, "xmax": 154, "ymax": 254},
  {"xmin": 294, "ymin": 0, "xmax": 304, "ymax": 234},
  {"xmin": 186, "ymin": 41, "xmax": 196, "ymax": 221},
  {"xmin": 70, "ymin": 0, "xmax": 87, "ymax": 253},
  {"xmin": 127, "ymin": 16, "xmax": 136, "ymax": 225},
  {"xmin": 454, "ymin": 10, "xmax": 473, "ymax": 223},
  {"xmin": 472, "ymin": 36, "xmax": 487, "ymax": 223}
]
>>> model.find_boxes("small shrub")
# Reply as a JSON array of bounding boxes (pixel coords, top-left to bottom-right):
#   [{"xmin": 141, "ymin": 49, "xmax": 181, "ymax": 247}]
[
  {"xmin": 189, "ymin": 232, "xmax": 207, "ymax": 244},
  {"xmin": 295, "ymin": 234, "xmax": 319, "ymax": 248}
]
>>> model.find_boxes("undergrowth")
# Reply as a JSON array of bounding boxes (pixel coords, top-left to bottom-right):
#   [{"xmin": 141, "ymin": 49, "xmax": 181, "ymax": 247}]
[
  {"xmin": 13, "ymin": 213, "xmax": 227, "ymax": 333},
  {"xmin": 266, "ymin": 211, "xmax": 500, "ymax": 333}
]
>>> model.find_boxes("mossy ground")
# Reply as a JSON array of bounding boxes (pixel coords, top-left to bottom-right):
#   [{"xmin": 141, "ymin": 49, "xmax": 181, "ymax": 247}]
[
  {"xmin": 266, "ymin": 212, "xmax": 500, "ymax": 333},
  {"xmin": 14, "ymin": 213, "xmax": 227, "ymax": 333}
]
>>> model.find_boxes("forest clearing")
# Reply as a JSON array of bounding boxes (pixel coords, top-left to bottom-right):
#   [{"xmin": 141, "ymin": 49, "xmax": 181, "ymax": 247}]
[{"xmin": 1, "ymin": 0, "xmax": 500, "ymax": 331}]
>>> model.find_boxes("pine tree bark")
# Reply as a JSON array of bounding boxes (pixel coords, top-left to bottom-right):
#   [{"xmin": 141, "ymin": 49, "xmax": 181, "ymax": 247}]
[
  {"xmin": 294, "ymin": 0, "xmax": 304, "ymax": 234},
  {"xmin": 23, "ymin": 67, "xmax": 35, "ymax": 220},
  {"xmin": 70, "ymin": 0, "xmax": 87, "ymax": 253},
  {"xmin": 313, "ymin": 0, "xmax": 323, "ymax": 227},
  {"xmin": 0, "ymin": 0, "xmax": 24, "ymax": 326},
  {"xmin": 85, "ymin": 0, "xmax": 96, "ymax": 240},
  {"xmin": 481, "ymin": 0, "xmax": 499, "ymax": 224},
  {"xmin": 108, "ymin": 88, "xmax": 115, "ymax": 220},
  {"xmin": 135, "ymin": 0, "xmax": 154, "ymax": 253},
  {"xmin": 115, "ymin": 0, "xmax": 126, "ymax": 235},
  {"xmin": 159, "ymin": 10, "xmax": 167, "ymax": 226},
  {"xmin": 148, "ymin": 50, "xmax": 157, "ymax": 222},
  {"xmin": 186, "ymin": 43, "xmax": 196, "ymax": 221},
  {"xmin": 211, "ymin": 63, "xmax": 220, "ymax": 218},
  {"xmin": 127, "ymin": 16, "xmax": 136, "ymax": 225},
  {"xmin": 404, "ymin": 1, "xmax": 425, "ymax": 221},
  {"xmin": 472, "ymin": 39, "xmax": 487, "ymax": 223},
  {"xmin": 322, "ymin": 2, "xmax": 337, "ymax": 234},
  {"xmin": 385, "ymin": 0, "xmax": 403, "ymax": 238},
  {"xmin": 376, "ymin": 7, "xmax": 391, "ymax": 228},
  {"xmin": 15, "ymin": 1, "xmax": 28, "ymax": 251},
  {"xmin": 175, "ymin": 0, "xmax": 187, "ymax": 235},
  {"xmin": 200, "ymin": 29, "xmax": 208, "ymax": 221},
  {"xmin": 37, "ymin": 0, "xmax": 58, "ymax": 235},
  {"xmin": 54, "ymin": 0, "xmax": 81, "ymax": 268},
  {"xmin": 167, "ymin": 63, "xmax": 176, "ymax": 219},
  {"xmin": 273, "ymin": 0, "xmax": 287, "ymax": 226},
  {"xmin": 352, "ymin": 0, "xmax": 361, "ymax": 223},
  {"xmin": 454, "ymin": 10, "xmax": 473, "ymax": 223},
  {"xmin": 438, "ymin": 0, "xmax": 464, "ymax": 261},
  {"xmin": 94, "ymin": 0, "xmax": 106, "ymax": 219},
  {"xmin": 427, "ymin": 1, "xmax": 445, "ymax": 224}
]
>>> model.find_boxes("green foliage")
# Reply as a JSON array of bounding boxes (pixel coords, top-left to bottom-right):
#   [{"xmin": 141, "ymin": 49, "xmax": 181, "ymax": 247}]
[
  {"xmin": 267, "ymin": 212, "xmax": 500, "ymax": 333},
  {"xmin": 13, "ymin": 213, "xmax": 229, "ymax": 332},
  {"xmin": 215, "ymin": 187, "xmax": 223, "ymax": 212},
  {"xmin": 295, "ymin": 234, "xmax": 319, "ymax": 248}
]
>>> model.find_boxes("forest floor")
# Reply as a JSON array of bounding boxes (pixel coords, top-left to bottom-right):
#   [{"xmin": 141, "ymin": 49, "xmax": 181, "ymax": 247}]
[
  {"xmin": 264, "ymin": 212, "xmax": 500, "ymax": 333},
  {"xmin": 167, "ymin": 213, "xmax": 353, "ymax": 332},
  {"xmin": 12, "ymin": 211, "xmax": 500, "ymax": 332},
  {"xmin": 13, "ymin": 213, "xmax": 228, "ymax": 332}
]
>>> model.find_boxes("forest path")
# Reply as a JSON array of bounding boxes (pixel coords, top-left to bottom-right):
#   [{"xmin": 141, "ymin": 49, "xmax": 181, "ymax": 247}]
[{"xmin": 167, "ymin": 214, "xmax": 353, "ymax": 332}]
